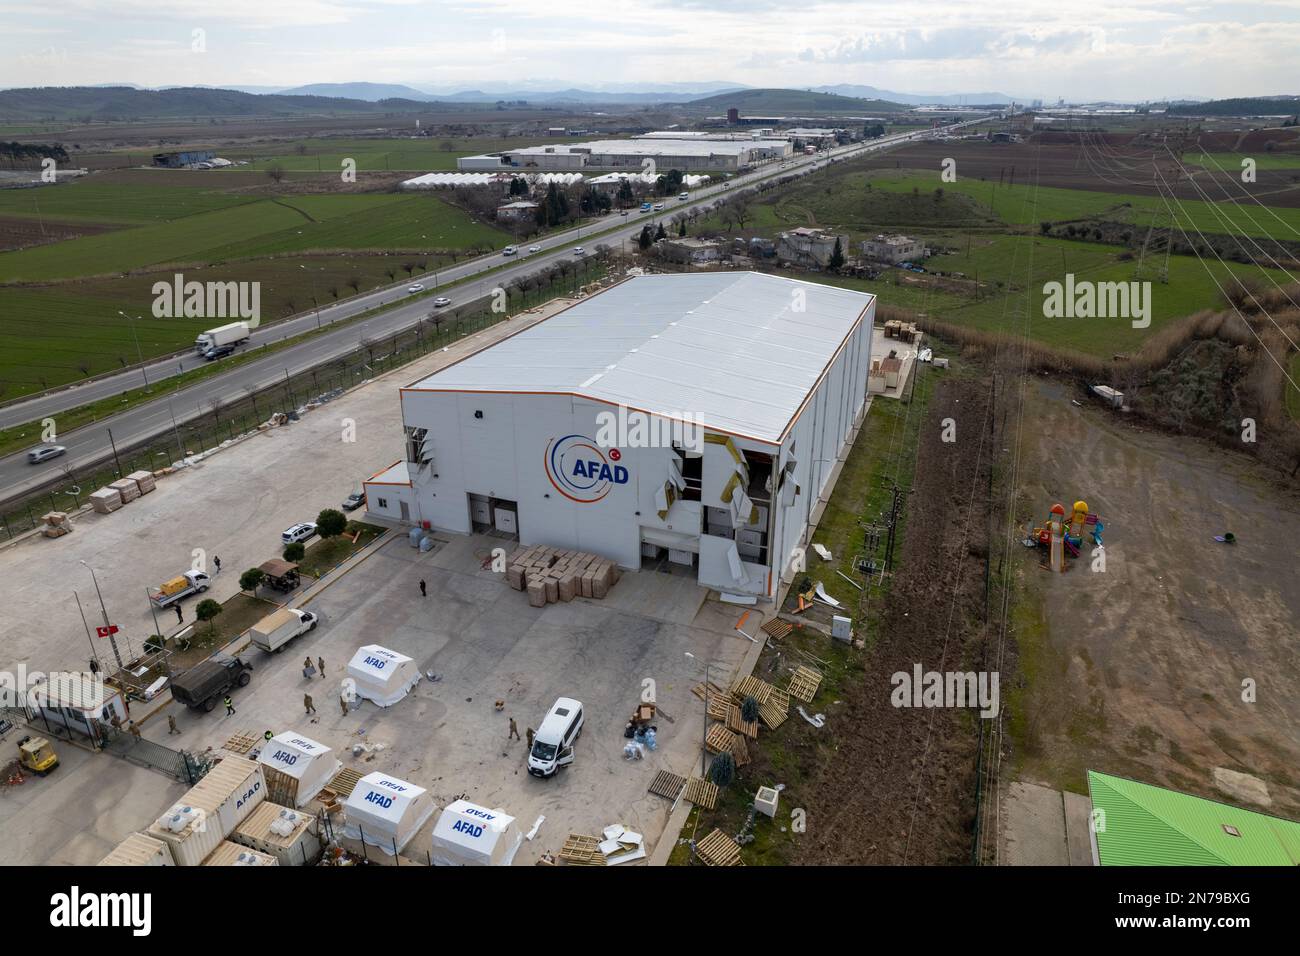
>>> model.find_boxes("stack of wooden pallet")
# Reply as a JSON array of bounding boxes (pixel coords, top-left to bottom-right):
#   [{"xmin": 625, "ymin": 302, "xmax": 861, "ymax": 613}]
[{"xmin": 506, "ymin": 544, "xmax": 621, "ymax": 607}]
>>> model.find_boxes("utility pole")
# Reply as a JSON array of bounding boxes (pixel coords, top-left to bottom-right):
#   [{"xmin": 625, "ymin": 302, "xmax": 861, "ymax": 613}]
[
  {"xmin": 80, "ymin": 562, "xmax": 124, "ymax": 671},
  {"xmin": 106, "ymin": 427, "xmax": 124, "ymax": 478}
]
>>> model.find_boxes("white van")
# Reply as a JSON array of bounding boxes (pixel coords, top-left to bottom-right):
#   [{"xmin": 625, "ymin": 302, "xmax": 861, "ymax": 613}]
[{"xmin": 527, "ymin": 697, "xmax": 584, "ymax": 778}]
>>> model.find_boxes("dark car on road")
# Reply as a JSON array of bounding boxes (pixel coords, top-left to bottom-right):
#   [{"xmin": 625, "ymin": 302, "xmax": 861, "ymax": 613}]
[{"xmin": 202, "ymin": 344, "xmax": 236, "ymax": 361}]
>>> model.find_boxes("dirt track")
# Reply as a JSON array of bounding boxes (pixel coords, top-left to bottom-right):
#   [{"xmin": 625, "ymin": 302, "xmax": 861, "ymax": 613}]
[{"xmin": 792, "ymin": 374, "xmax": 999, "ymax": 865}]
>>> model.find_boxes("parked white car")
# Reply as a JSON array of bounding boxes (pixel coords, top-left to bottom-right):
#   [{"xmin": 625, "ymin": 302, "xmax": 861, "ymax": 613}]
[{"xmin": 281, "ymin": 522, "xmax": 317, "ymax": 545}]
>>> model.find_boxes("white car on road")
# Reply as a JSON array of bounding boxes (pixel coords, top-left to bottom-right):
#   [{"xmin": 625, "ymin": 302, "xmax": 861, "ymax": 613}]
[
  {"xmin": 432, "ymin": 296, "xmax": 451, "ymax": 307},
  {"xmin": 528, "ymin": 245, "xmax": 541, "ymax": 253},
  {"xmin": 573, "ymin": 246, "xmax": 585, "ymax": 256},
  {"xmin": 503, "ymin": 245, "xmax": 518, "ymax": 256},
  {"xmin": 407, "ymin": 283, "xmax": 425, "ymax": 293}
]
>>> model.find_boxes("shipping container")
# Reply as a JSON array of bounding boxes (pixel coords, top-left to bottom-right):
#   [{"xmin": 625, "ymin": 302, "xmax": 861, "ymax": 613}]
[
  {"xmin": 202, "ymin": 839, "xmax": 279, "ymax": 866},
  {"xmin": 231, "ymin": 801, "xmax": 322, "ymax": 866},
  {"xmin": 97, "ymin": 832, "xmax": 175, "ymax": 866},
  {"xmin": 146, "ymin": 759, "xmax": 266, "ymax": 865}
]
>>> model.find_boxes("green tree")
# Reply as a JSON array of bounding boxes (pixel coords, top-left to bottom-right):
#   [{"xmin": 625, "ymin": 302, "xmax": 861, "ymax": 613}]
[
  {"xmin": 317, "ymin": 508, "xmax": 347, "ymax": 539},
  {"xmin": 709, "ymin": 751, "xmax": 736, "ymax": 787},
  {"xmin": 637, "ymin": 225, "xmax": 653, "ymax": 250},
  {"xmin": 616, "ymin": 178, "xmax": 634, "ymax": 208},
  {"xmin": 740, "ymin": 695, "xmax": 760, "ymax": 724},
  {"xmin": 283, "ymin": 541, "xmax": 306, "ymax": 562},
  {"xmin": 195, "ymin": 598, "xmax": 223, "ymax": 636},
  {"xmin": 239, "ymin": 568, "xmax": 265, "ymax": 594},
  {"xmin": 677, "ymin": 218, "xmax": 687, "ymax": 237},
  {"xmin": 828, "ymin": 237, "xmax": 845, "ymax": 272},
  {"xmin": 655, "ymin": 223, "xmax": 667, "ymax": 241}
]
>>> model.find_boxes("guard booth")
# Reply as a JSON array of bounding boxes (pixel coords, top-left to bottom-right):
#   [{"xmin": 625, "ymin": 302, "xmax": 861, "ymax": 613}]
[
  {"xmin": 257, "ymin": 732, "xmax": 341, "ymax": 808},
  {"xmin": 430, "ymin": 799, "xmax": 523, "ymax": 866},
  {"xmin": 345, "ymin": 645, "xmax": 420, "ymax": 707},
  {"xmin": 342, "ymin": 771, "xmax": 436, "ymax": 856}
]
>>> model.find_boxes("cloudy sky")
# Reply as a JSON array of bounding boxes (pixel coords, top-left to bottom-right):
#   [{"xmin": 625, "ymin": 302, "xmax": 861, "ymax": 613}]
[{"xmin": 3, "ymin": 0, "xmax": 1297, "ymax": 101}]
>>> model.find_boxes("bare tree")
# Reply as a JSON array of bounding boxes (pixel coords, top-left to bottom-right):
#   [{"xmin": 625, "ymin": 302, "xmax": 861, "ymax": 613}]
[{"xmin": 266, "ymin": 164, "xmax": 287, "ymax": 184}]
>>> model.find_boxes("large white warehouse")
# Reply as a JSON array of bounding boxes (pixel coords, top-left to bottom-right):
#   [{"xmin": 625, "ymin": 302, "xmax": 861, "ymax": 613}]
[
  {"xmin": 458, "ymin": 137, "xmax": 793, "ymax": 173},
  {"xmin": 364, "ymin": 273, "xmax": 875, "ymax": 602}
]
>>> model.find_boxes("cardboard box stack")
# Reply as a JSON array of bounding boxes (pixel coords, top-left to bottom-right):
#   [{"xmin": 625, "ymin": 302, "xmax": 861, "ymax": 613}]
[
  {"xmin": 506, "ymin": 545, "xmax": 620, "ymax": 607},
  {"xmin": 127, "ymin": 470, "xmax": 157, "ymax": 494},
  {"xmin": 41, "ymin": 511, "xmax": 72, "ymax": 538},
  {"xmin": 89, "ymin": 487, "xmax": 123, "ymax": 514},
  {"xmin": 109, "ymin": 477, "xmax": 141, "ymax": 503}
]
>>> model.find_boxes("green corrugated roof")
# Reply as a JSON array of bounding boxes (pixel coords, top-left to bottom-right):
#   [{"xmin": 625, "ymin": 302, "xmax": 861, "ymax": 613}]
[{"xmin": 1088, "ymin": 771, "xmax": 1300, "ymax": 866}]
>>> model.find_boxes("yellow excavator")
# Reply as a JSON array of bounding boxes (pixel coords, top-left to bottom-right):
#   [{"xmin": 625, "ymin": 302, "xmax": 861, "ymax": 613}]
[{"xmin": 17, "ymin": 735, "xmax": 58, "ymax": 775}]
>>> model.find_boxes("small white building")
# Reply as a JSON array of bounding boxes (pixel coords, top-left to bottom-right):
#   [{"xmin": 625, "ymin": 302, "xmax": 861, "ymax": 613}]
[
  {"xmin": 430, "ymin": 799, "xmax": 523, "ymax": 866},
  {"xmin": 342, "ymin": 772, "xmax": 436, "ymax": 855},
  {"xmin": 25, "ymin": 672, "xmax": 128, "ymax": 745},
  {"xmin": 364, "ymin": 272, "xmax": 875, "ymax": 602},
  {"xmin": 861, "ymin": 234, "xmax": 925, "ymax": 264},
  {"xmin": 345, "ymin": 645, "xmax": 420, "ymax": 707}
]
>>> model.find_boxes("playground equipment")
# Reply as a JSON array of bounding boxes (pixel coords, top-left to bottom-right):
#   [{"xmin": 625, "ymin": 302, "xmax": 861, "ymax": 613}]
[{"xmin": 1027, "ymin": 500, "xmax": 1104, "ymax": 572}]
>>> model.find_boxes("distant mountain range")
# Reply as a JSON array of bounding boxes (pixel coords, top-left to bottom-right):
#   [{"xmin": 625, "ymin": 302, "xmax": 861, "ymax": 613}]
[
  {"xmin": 0, "ymin": 86, "xmax": 443, "ymax": 121},
  {"xmin": 684, "ymin": 88, "xmax": 908, "ymax": 113},
  {"xmin": 272, "ymin": 82, "xmax": 748, "ymax": 104},
  {"xmin": 812, "ymin": 84, "xmax": 1017, "ymax": 106}
]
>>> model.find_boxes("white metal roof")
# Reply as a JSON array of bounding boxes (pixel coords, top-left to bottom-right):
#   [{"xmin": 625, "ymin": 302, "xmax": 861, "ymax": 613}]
[
  {"xmin": 407, "ymin": 272, "xmax": 873, "ymax": 443},
  {"xmin": 509, "ymin": 139, "xmax": 789, "ymax": 158}
]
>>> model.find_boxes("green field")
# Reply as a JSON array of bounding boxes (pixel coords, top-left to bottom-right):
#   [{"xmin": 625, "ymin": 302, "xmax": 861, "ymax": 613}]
[
  {"xmin": 0, "ymin": 190, "xmax": 504, "ymax": 282},
  {"xmin": 0, "ymin": 252, "xmax": 466, "ymax": 396},
  {"xmin": 1185, "ymin": 151, "xmax": 1300, "ymax": 172},
  {"xmin": 694, "ymin": 160, "xmax": 1299, "ymax": 357},
  {"xmin": 860, "ymin": 170, "xmax": 1300, "ymax": 239},
  {"xmin": 0, "ymin": 183, "xmax": 257, "ymax": 224}
]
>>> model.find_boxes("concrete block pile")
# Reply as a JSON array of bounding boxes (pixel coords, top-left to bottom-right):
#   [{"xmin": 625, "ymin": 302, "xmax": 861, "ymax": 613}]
[{"xmin": 506, "ymin": 544, "xmax": 621, "ymax": 607}]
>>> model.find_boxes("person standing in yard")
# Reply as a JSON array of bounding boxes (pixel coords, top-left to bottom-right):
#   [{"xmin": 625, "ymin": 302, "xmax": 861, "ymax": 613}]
[
  {"xmin": 167, "ymin": 714, "xmax": 179, "ymax": 735},
  {"xmin": 304, "ymin": 694, "xmax": 316, "ymax": 715},
  {"xmin": 508, "ymin": 717, "xmax": 520, "ymax": 741},
  {"xmin": 128, "ymin": 720, "xmax": 142, "ymax": 740},
  {"xmin": 175, "ymin": 604, "xmax": 183, "ymax": 624},
  {"xmin": 340, "ymin": 695, "xmax": 349, "ymax": 716},
  {"xmin": 419, "ymin": 579, "xmax": 427, "ymax": 597},
  {"xmin": 526, "ymin": 727, "xmax": 535, "ymax": 749},
  {"xmin": 224, "ymin": 695, "xmax": 236, "ymax": 716},
  {"xmin": 317, "ymin": 657, "xmax": 325, "ymax": 678},
  {"xmin": 213, "ymin": 555, "xmax": 221, "ymax": 573}
]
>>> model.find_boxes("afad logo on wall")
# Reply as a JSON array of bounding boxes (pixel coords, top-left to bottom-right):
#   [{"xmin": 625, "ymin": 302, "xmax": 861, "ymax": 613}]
[{"xmin": 545, "ymin": 434, "xmax": 630, "ymax": 503}]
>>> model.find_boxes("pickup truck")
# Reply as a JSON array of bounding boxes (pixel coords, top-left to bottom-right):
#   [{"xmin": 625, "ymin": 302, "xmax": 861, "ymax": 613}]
[
  {"xmin": 169, "ymin": 654, "xmax": 252, "ymax": 712},
  {"xmin": 149, "ymin": 570, "xmax": 210, "ymax": 608},
  {"xmin": 249, "ymin": 607, "xmax": 317, "ymax": 653}
]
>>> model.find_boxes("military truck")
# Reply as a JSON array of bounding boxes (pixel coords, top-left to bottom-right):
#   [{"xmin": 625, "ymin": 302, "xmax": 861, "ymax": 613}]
[{"xmin": 169, "ymin": 654, "xmax": 252, "ymax": 712}]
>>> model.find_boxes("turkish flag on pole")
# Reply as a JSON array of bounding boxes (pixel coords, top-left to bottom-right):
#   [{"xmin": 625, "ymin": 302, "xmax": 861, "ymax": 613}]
[{"xmin": 95, "ymin": 625, "xmax": 119, "ymax": 638}]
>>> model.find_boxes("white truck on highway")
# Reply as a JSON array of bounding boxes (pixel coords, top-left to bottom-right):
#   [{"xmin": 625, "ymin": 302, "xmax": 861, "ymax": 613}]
[
  {"xmin": 149, "ymin": 570, "xmax": 211, "ymax": 608},
  {"xmin": 249, "ymin": 607, "xmax": 317, "ymax": 653},
  {"xmin": 194, "ymin": 321, "xmax": 251, "ymax": 354}
]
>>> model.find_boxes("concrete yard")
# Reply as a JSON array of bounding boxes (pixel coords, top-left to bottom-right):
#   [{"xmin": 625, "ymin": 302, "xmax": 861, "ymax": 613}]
[
  {"xmin": 0, "ymin": 297, "xmax": 753, "ymax": 864},
  {"xmin": 127, "ymin": 532, "xmax": 749, "ymax": 864},
  {"xmin": 0, "ymin": 298, "xmax": 574, "ymax": 679}
]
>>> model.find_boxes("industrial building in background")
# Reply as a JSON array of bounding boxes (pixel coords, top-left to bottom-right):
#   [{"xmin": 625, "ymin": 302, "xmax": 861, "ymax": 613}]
[
  {"xmin": 458, "ymin": 137, "xmax": 793, "ymax": 173},
  {"xmin": 364, "ymin": 273, "xmax": 875, "ymax": 602}
]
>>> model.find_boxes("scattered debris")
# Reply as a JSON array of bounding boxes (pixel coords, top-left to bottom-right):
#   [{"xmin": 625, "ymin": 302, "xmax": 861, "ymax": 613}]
[{"xmin": 797, "ymin": 706, "xmax": 826, "ymax": 728}]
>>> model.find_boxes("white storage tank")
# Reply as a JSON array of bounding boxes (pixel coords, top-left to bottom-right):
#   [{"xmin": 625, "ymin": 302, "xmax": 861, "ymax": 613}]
[
  {"xmin": 202, "ymin": 840, "xmax": 279, "ymax": 866},
  {"xmin": 232, "ymin": 801, "xmax": 322, "ymax": 866},
  {"xmin": 147, "ymin": 801, "xmax": 223, "ymax": 867},
  {"xmin": 97, "ymin": 832, "xmax": 175, "ymax": 866}
]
